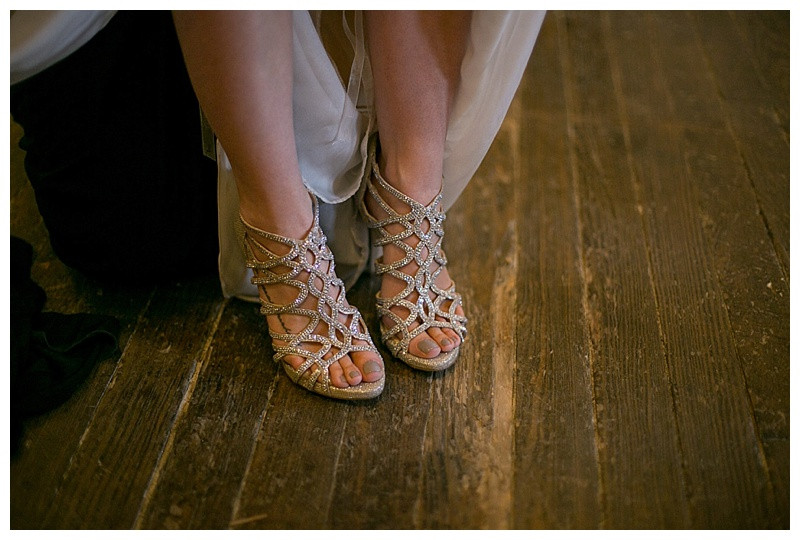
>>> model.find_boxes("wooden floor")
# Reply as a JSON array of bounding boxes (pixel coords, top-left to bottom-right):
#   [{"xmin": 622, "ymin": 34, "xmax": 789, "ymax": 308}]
[{"xmin": 10, "ymin": 12, "xmax": 788, "ymax": 529}]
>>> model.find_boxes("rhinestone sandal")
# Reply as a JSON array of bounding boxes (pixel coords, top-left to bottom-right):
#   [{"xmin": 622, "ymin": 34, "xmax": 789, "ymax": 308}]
[
  {"xmin": 239, "ymin": 194, "xmax": 384, "ymax": 400},
  {"xmin": 360, "ymin": 141, "xmax": 467, "ymax": 372}
]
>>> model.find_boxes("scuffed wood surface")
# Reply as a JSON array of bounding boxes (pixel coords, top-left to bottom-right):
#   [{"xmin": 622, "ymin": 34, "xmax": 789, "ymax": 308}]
[{"xmin": 10, "ymin": 11, "xmax": 788, "ymax": 529}]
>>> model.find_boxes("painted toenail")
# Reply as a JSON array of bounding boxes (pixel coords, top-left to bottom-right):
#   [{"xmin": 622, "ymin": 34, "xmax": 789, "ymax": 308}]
[
  {"xmin": 418, "ymin": 339, "xmax": 438, "ymax": 353},
  {"xmin": 340, "ymin": 376, "xmax": 348, "ymax": 385},
  {"xmin": 363, "ymin": 361, "xmax": 382, "ymax": 374},
  {"xmin": 349, "ymin": 370, "xmax": 360, "ymax": 379},
  {"xmin": 441, "ymin": 338, "xmax": 452, "ymax": 347}
]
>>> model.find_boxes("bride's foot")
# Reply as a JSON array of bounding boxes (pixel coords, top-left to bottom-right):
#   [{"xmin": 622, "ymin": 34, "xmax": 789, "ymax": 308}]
[
  {"xmin": 241, "ymin": 195, "xmax": 384, "ymax": 399},
  {"xmin": 362, "ymin": 140, "xmax": 467, "ymax": 370}
]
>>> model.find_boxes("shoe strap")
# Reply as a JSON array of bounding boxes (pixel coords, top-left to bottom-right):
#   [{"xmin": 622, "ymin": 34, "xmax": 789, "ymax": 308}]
[
  {"xmin": 239, "ymin": 192, "xmax": 376, "ymax": 393},
  {"xmin": 363, "ymin": 157, "xmax": 467, "ymax": 355}
]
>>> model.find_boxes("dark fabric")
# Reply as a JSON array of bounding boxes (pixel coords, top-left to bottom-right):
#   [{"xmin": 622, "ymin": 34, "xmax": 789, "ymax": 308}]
[
  {"xmin": 10, "ymin": 11, "xmax": 218, "ymax": 284},
  {"xmin": 11, "ymin": 237, "xmax": 121, "ymax": 457}
]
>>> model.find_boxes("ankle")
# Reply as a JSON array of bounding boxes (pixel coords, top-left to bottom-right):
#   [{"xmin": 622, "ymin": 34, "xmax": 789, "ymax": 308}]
[
  {"xmin": 376, "ymin": 146, "xmax": 443, "ymax": 207},
  {"xmin": 239, "ymin": 194, "xmax": 314, "ymax": 241}
]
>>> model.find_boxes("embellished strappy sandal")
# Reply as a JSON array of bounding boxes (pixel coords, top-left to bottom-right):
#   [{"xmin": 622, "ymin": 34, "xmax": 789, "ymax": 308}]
[
  {"xmin": 360, "ymin": 141, "xmax": 468, "ymax": 372},
  {"xmin": 239, "ymin": 194, "xmax": 384, "ymax": 400}
]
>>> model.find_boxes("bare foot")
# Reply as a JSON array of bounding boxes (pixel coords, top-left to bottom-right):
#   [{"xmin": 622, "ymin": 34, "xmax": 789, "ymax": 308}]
[
  {"xmin": 364, "ymin": 168, "xmax": 466, "ymax": 360},
  {"xmin": 242, "ymin": 213, "xmax": 384, "ymax": 391}
]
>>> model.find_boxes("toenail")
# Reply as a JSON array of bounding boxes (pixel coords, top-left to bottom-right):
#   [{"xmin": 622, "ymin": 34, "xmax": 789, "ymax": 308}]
[
  {"xmin": 349, "ymin": 370, "xmax": 360, "ymax": 379},
  {"xmin": 340, "ymin": 376, "xmax": 348, "ymax": 385},
  {"xmin": 363, "ymin": 360, "xmax": 382, "ymax": 374},
  {"xmin": 441, "ymin": 338, "xmax": 452, "ymax": 347},
  {"xmin": 418, "ymin": 339, "xmax": 438, "ymax": 353}
]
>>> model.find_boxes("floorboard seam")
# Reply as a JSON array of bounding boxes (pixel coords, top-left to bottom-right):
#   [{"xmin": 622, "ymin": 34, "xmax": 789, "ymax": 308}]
[
  {"xmin": 411, "ymin": 376, "xmax": 434, "ymax": 528},
  {"xmin": 44, "ymin": 287, "xmax": 157, "ymax": 517},
  {"xmin": 686, "ymin": 14, "xmax": 780, "ymax": 524},
  {"xmin": 323, "ymin": 410, "xmax": 349, "ymax": 527},
  {"xmin": 228, "ymin": 369, "xmax": 282, "ymax": 528},
  {"xmin": 608, "ymin": 12, "xmax": 694, "ymax": 525},
  {"xmin": 557, "ymin": 11, "xmax": 605, "ymax": 529},
  {"xmin": 687, "ymin": 12, "xmax": 789, "ymax": 283},
  {"xmin": 131, "ymin": 296, "xmax": 230, "ymax": 529}
]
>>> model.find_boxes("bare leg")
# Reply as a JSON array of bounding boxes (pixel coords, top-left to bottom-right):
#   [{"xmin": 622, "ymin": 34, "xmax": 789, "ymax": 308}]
[
  {"xmin": 173, "ymin": 11, "xmax": 383, "ymax": 388},
  {"xmin": 365, "ymin": 11, "xmax": 470, "ymax": 359}
]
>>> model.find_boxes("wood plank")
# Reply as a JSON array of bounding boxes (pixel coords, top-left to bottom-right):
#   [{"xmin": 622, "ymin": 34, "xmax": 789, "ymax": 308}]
[
  {"xmin": 627, "ymin": 11, "xmax": 788, "ymax": 527},
  {"xmin": 698, "ymin": 12, "xmax": 787, "ymax": 121},
  {"xmin": 511, "ymin": 14, "xmax": 601, "ymax": 529},
  {"xmin": 762, "ymin": 439, "xmax": 790, "ymax": 528},
  {"xmin": 556, "ymin": 11, "xmax": 619, "ymax": 122},
  {"xmin": 559, "ymin": 12, "xmax": 689, "ymax": 528},
  {"xmin": 10, "ymin": 303, "xmax": 147, "ymax": 529},
  {"xmin": 228, "ymin": 393, "xmax": 349, "ymax": 528},
  {"xmin": 680, "ymin": 126, "xmax": 789, "ymax": 528},
  {"xmin": 523, "ymin": 13, "xmax": 566, "ymax": 117},
  {"xmin": 690, "ymin": 11, "xmax": 789, "ymax": 274},
  {"xmin": 133, "ymin": 299, "xmax": 278, "ymax": 529},
  {"xmin": 729, "ymin": 11, "xmax": 789, "ymax": 134},
  {"xmin": 227, "ymin": 267, "xmax": 432, "ymax": 529},
  {"xmin": 9, "ymin": 11, "xmax": 789, "ymax": 530},
  {"xmin": 601, "ymin": 11, "xmax": 774, "ymax": 527},
  {"xmin": 10, "ymin": 121, "xmax": 28, "ymax": 199},
  {"xmin": 645, "ymin": 11, "xmax": 786, "ymax": 527},
  {"xmin": 38, "ymin": 278, "xmax": 226, "ymax": 529},
  {"xmin": 625, "ymin": 118, "xmax": 773, "ymax": 529}
]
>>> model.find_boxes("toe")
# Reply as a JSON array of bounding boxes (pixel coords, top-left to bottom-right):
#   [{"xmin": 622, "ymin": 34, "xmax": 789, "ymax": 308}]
[
  {"xmin": 339, "ymin": 355, "xmax": 363, "ymax": 386},
  {"xmin": 351, "ymin": 349, "xmax": 384, "ymax": 383},
  {"xmin": 284, "ymin": 354, "xmax": 304, "ymax": 371},
  {"xmin": 441, "ymin": 327, "xmax": 461, "ymax": 348},
  {"xmin": 427, "ymin": 327, "xmax": 455, "ymax": 352},
  {"xmin": 285, "ymin": 354, "xmax": 319, "ymax": 387},
  {"xmin": 409, "ymin": 333, "xmax": 441, "ymax": 358},
  {"xmin": 328, "ymin": 361, "xmax": 350, "ymax": 389}
]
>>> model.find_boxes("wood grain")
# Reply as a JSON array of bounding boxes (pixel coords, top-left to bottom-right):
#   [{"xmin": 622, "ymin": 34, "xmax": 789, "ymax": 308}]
[
  {"xmin": 634, "ymin": 11, "xmax": 789, "ymax": 527},
  {"xmin": 691, "ymin": 11, "xmax": 789, "ymax": 275},
  {"xmin": 9, "ymin": 11, "xmax": 788, "ymax": 530},
  {"xmin": 228, "ymin": 325, "xmax": 370, "ymax": 531},
  {"xmin": 563, "ymin": 12, "xmax": 688, "ymax": 527},
  {"xmin": 133, "ymin": 299, "xmax": 278, "ymax": 529},
  {"xmin": 729, "ymin": 12, "xmax": 789, "ymax": 134},
  {"xmin": 409, "ymin": 84, "xmax": 520, "ymax": 529},
  {"xmin": 324, "ymin": 275, "xmax": 434, "ymax": 529},
  {"xmin": 39, "ymin": 279, "xmax": 226, "ymax": 528},
  {"xmin": 605, "ymin": 11, "xmax": 774, "ymax": 527},
  {"xmin": 512, "ymin": 15, "xmax": 601, "ymax": 529}
]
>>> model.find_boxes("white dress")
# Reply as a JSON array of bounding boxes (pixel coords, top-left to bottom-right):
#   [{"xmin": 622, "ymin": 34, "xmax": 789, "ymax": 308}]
[
  {"xmin": 218, "ymin": 10, "xmax": 546, "ymax": 301},
  {"xmin": 10, "ymin": 10, "xmax": 117, "ymax": 85}
]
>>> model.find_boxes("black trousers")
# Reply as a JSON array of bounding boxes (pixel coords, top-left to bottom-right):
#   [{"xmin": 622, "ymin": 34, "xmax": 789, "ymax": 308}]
[{"xmin": 11, "ymin": 11, "xmax": 219, "ymax": 284}]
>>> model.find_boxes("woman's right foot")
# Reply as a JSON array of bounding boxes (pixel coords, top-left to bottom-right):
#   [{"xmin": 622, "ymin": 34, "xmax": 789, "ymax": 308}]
[{"xmin": 241, "ymin": 195, "xmax": 384, "ymax": 399}]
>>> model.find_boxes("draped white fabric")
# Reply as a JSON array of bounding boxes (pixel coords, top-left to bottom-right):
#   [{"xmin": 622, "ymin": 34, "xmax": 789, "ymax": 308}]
[
  {"xmin": 10, "ymin": 10, "xmax": 117, "ymax": 85},
  {"xmin": 217, "ymin": 10, "xmax": 545, "ymax": 301}
]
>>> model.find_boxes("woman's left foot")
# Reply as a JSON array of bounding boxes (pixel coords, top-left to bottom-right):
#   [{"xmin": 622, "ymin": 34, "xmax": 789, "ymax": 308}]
[{"xmin": 362, "ymin": 140, "xmax": 467, "ymax": 371}]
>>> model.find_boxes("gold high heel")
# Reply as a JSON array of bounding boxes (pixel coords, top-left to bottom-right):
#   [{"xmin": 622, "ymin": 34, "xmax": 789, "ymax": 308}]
[
  {"xmin": 240, "ymin": 194, "xmax": 384, "ymax": 399},
  {"xmin": 360, "ymin": 140, "xmax": 467, "ymax": 372}
]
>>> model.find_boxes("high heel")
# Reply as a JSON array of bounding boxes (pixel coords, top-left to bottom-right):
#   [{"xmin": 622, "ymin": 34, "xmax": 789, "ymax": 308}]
[
  {"xmin": 240, "ymin": 194, "xmax": 385, "ymax": 399},
  {"xmin": 360, "ymin": 139, "xmax": 467, "ymax": 372}
]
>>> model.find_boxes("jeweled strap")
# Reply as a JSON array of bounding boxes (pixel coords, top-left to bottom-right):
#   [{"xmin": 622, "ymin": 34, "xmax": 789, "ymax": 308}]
[
  {"xmin": 240, "ymin": 194, "xmax": 376, "ymax": 395},
  {"xmin": 363, "ymin": 164, "xmax": 467, "ymax": 358}
]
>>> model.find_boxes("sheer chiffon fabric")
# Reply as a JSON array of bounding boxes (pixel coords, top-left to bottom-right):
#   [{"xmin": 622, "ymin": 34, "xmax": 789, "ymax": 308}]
[
  {"xmin": 217, "ymin": 10, "xmax": 545, "ymax": 301},
  {"xmin": 10, "ymin": 11, "xmax": 117, "ymax": 85}
]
